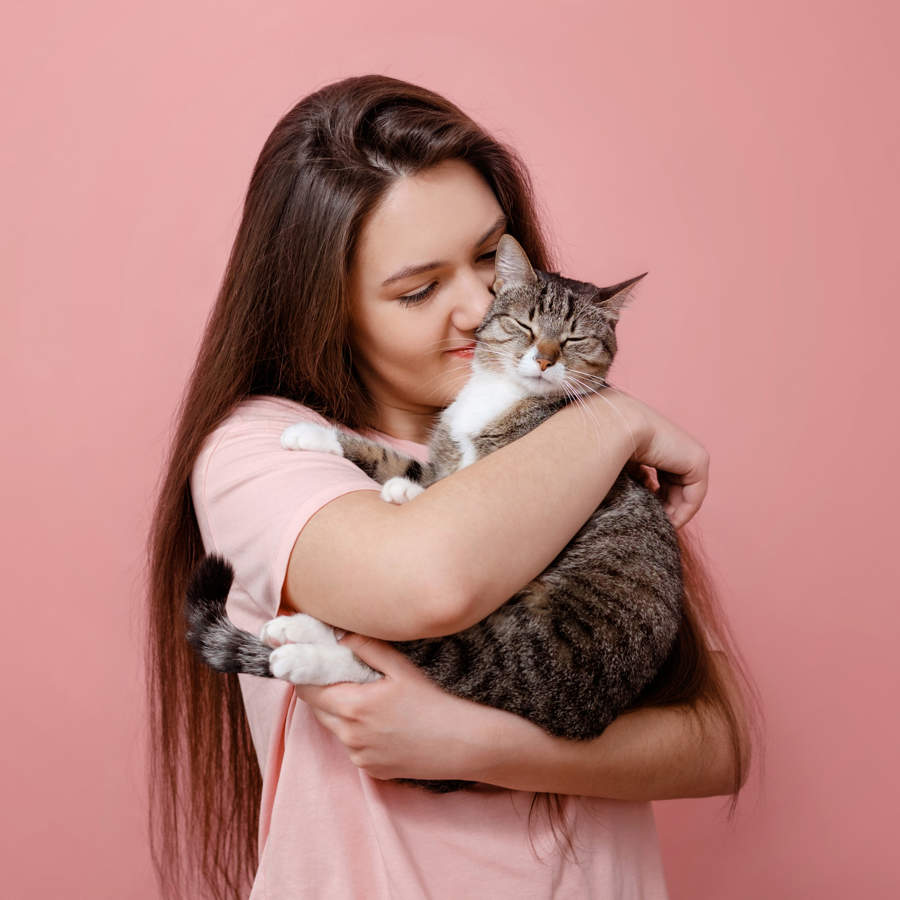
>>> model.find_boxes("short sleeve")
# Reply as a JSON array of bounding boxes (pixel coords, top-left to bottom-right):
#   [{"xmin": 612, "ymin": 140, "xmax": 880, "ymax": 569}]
[{"xmin": 190, "ymin": 397, "xmax": 382, "ymax": 633}]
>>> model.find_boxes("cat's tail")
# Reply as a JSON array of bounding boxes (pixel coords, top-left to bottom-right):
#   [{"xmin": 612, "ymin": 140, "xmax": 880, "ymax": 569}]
[{"xmin": 184, "ymin": 553, "xmax": 274, "ymax": 678}]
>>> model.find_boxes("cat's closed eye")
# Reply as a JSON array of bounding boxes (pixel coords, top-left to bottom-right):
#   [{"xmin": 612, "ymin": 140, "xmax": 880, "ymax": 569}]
[{"xmin": 502, "ymin": 316, "xmax": 534, "ymax": 338}]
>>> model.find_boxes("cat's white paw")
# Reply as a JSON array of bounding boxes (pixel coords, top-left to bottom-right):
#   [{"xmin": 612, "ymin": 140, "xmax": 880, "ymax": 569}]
[
  {"xmin": 281, "ymin": 422, "xmax": 344, "ymax": 455},
  {"xmin": 269, "ymin": 643, "xmax": 382, "ymax": 685},
  {"xmin": 259, "ymin": 613, "xmax": 336, "ymax": 648},
  {"xmin": 269, "ymin": 644, "xmax": 328, "ymax": 683},
  {"xmin": 380, "ymin": 476, "xmax": 425, "ymax": 504}
]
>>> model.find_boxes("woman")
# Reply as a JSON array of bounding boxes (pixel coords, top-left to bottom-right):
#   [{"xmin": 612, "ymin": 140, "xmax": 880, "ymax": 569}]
[{"xmin": 147, "ymin": 74, "xmax": 758, "ymax": 899}]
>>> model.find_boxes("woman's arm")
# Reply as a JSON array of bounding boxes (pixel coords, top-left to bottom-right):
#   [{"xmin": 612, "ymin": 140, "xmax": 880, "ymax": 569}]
[
  {"xmin": 465, "ymin": 655, "xmax": 748, "ymax": 799},
  {"xmin": 294, "ymin": 637, "xmax": 747, "ymax": 800},
  {"xmin": 282, "ymin": 389, "xmax": 708, "ymax": 641}
]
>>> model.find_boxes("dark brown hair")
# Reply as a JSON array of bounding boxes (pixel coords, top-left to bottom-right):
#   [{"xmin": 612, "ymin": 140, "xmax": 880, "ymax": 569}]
[{"xmin": 145, "ymin": 73, "xmax": 761, "ymax": 898}]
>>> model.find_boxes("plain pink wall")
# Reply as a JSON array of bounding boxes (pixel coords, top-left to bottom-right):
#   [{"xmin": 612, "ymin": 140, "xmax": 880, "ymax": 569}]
[{"xmin": 3, "ymin": 1, "xmax": 898, "ymax": 896}]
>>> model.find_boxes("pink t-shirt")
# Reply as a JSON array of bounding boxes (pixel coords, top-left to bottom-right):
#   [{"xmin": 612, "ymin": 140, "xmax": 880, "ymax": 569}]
[{"xmin": 190, "ymin": 394, "xmax": 670, "ymax": 899}]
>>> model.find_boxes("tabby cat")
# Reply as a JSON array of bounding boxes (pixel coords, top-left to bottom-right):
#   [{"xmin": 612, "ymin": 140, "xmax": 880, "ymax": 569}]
[{"xmin": 185, "ymin": 234, "xmax": 684, "ymax": 792}]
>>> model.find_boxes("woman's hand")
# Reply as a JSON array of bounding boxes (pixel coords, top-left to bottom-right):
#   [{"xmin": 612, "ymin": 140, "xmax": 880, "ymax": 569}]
[
  {"xmin": 293, "ymin": 632, "xmax": 520, "ymax": 782},
  {"xmin": 594, "ymin": 388, "xmax": 710, "ymax": 529}
]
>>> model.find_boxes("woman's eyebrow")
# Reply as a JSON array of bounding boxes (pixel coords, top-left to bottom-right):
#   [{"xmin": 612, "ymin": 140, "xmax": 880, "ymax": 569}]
[{"xmin": 380, "ymin": 214, "xmax": 508, "ymax": 287}]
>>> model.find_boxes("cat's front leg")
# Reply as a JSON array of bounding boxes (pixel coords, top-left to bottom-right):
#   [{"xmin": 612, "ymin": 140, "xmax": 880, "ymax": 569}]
[
  {"xmin": 281, "ymin": 421, "xmax": 433, "ymax": 487},
  {"xmin": 260, "ymin": 613, "xmax": 382, "ymax": 684},
  {"xmin": 259, "ymin": 612, "xmax": 338, "ymax": 648},
  {"xmin": 269, "ymin": 643, "xmax": 382, "ymax": 685},
  {"xmin": 280, "ymin": 422, "xmax": 344, "ymax": 455},
  {"xmin": 380, "ymin": 477, "xmax": 425, "ymax": 504}
]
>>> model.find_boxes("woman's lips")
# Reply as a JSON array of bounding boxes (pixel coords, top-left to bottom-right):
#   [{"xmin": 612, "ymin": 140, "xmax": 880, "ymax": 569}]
[{"xmin": 445, "ymin": 343, "xmax": 476, "ymax": 359}]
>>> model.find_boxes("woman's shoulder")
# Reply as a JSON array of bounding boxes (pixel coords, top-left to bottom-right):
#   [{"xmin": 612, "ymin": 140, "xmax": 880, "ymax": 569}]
[
  {"xmin": 204, "ymin": 394, "xmax": 429, "ymax": 462},
  {"xmin": 222, "ymin": 394, "xmax": 331, "ymax": 430},
  {"xmin": 190, "ymin": 396, "xmax": 322, "ymax": 492},
  {"xmin": 196, "ymin": 395, "xmax": 329, "ymax": 456},
  {"xmin": 189, "ymin": 395, "xmax": 381, "ymax": 625}
]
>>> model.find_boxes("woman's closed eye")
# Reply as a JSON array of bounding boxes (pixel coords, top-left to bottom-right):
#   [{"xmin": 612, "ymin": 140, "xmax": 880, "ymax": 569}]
[
  {"xmin": 397, "ymin": 283, "xmax": 438, "ymax": 306},
  {"xmin": 397, "ymin": 250, "xmax": 497, "ymax": 307}
]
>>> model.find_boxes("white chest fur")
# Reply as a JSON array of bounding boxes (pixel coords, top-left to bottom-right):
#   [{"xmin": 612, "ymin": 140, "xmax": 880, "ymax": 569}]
[{"xmin": 444, "ymin": 368, "xmax": 528, "ymax": 468}]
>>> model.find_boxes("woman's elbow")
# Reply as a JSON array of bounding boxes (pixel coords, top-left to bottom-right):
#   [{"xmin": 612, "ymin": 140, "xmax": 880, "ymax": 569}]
[
  {"xmin": 707, "ymin": 742, "xmax": 746, "ymax": 798},
  {"xmin": 393, "ymin": 536, "xmax": 475, "ymax": 639},
  {"xmin": 695, "ymin": 697, "xmax": 751, "ymax": 798},
  {"xmin": 404, "ymin": 574, "xmax": 470, "ymax": 639}
]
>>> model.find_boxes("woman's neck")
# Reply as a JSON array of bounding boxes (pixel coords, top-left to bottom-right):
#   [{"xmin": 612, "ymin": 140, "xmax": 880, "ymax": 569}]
[{"xmin": 368, "ymin": 402, "xmax": 438, "ymax": 444}]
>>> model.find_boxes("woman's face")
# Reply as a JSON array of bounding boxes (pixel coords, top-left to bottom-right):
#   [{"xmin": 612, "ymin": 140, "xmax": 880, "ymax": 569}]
[{"xmin": 348, "ymin": 159, "xmax": 506, "ymax": 435}]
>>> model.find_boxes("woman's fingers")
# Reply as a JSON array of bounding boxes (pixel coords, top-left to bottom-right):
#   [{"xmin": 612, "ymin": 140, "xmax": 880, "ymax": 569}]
[
  {"xmin": 627, "ymin": 457, "xmax": 707, "ymax": 529},
  {"xmin": 657, "ymin": 453, "xmax": 709, "ymax": 528},
  {"xmin": 626, "ymin": 460, "xmax": 660, "ymax": 493},
  {"xmin": 605, "ymin": 390, "xmax": 710, "ymax": 528},
  {"xmin": 293, "ymin": 634, "xmax": 405, "ymax": 721},
  {"xmin": 336, "ymin": 632, "xmax": 424, "ymax": 679},
  {"xmin": 293, "ymin": 680, "xmax": 345, "ymax": 709}
]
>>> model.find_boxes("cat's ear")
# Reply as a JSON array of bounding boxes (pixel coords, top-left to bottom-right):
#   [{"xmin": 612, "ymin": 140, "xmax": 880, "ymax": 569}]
[
  {"xmin": 492, "ymin": 234, "xmax": 538, "ymax": 294},
  {"xmin": 592, "ymin": 272, "xmax": 648, "ymax": 322}
]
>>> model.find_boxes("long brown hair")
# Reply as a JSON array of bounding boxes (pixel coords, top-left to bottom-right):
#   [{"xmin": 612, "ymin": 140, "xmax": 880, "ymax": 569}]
[{"xmin": 145, "ymin": 73, "xmax": 761, "ymax": 898}]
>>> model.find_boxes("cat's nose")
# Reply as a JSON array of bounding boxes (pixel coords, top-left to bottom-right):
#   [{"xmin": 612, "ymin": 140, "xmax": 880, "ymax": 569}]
[{"xmin": 535, "ymin": 340, "xmax": 560, "ymax": 371}]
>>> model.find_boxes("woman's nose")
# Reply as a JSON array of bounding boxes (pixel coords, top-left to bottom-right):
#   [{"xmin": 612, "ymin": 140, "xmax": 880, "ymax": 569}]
[{"xmin": 450, "ymin": 268, "xmax": 494, "ymax": 331}]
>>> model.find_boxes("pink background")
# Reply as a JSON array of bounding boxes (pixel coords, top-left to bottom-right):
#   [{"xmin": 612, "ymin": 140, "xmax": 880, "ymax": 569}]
[{"xmin": 3, "ymin": 1, "xmax": 898, "ymax": 897}]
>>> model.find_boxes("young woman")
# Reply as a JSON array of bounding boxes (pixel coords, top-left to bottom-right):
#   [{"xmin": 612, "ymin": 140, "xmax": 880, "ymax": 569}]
[{"xmin": 147, "ymin": 74, "xmax": 758, "ymax": 899}]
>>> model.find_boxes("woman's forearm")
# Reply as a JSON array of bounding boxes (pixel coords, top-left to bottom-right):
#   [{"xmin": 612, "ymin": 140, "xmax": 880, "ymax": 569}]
[
  {"xmin": 284, "ymin": 390, "xmax": 643, "ymax": 640},
  {"xmin": 465, "ymin": 689, "xmax": 741, "ymax": 800},
  {"xmin": 302, "ymin": 639, "xmax": 744, "ymax": 794},
  {"xmin": 286, "ymin": 386, "xmax": 710, "ymax": 643},
  {"xmin": 399, "ymin": 390, "xmax": 642, "ymax": 633}
]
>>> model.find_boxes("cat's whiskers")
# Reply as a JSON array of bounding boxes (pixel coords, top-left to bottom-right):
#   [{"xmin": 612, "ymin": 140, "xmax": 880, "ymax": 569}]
[
  {"xmin": 560, "ymin": 373, "xmax": 595, "ymax": 395},
  {"xmin": 561, "ymin": 379, "xmax": 596, "ymax": 420},
  {"xmin": 565, "ymin": 369, "xmax": 610, "ymax": 389},
  {"xmin": 413, "ymin": 339, "xmax": 621, "ymax": 429},
  {"xmin": 471, "ymin": 341, "xmax": 526, "ymax": 371},
  {"xmin": 404, "ymin": 339, "xmax": 520, "ymax": 403},
  {"xmin": 476, "ymin": 348, "xmax": 612, "ymax": 420},
  {"xmin": 471, "ymin": 339, "xmax": 517, "ymax": 358},
  {"xmin": 562, "ymin": 373, "xmax": 639, "ymax": 455},
  {"xmin": 475, "ymin": 351, "xmax": 519, "ymax": 373},
  {"xmin": 563, "ymin": 373, "xmax": 608, "ymax": 398},
  {"xmin": 468, "ymin": 349, "xmax": 524, "ymax": 379},
  {"xmin": 418, "ymin": 365, "xmax": 474, "ymax": 397},
  {"xmin": 590, "ymin": 389, "xmax": 639, "ymax": 459},
  {"xmin": 475, "ymin": 341, "xmax": 613, "ymax": 388},
  {"xmin": 560, "ymin": 382, "xmax": 610, "ymax": 448},
  {"xmin": 416, "ymin": 361, "xmax": 476, "ymax": 401}
]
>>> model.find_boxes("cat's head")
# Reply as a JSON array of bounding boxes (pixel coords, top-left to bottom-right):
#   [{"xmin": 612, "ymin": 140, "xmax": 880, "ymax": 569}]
[{"xmin": 473, "ymin": 234, "xmax": 646, "ymax": 397}]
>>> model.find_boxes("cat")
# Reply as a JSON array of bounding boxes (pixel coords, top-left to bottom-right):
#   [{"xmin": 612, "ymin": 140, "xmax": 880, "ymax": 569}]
[{"xmin": 185, "ymin": 233, "xmax": 684, "ymax": 792}]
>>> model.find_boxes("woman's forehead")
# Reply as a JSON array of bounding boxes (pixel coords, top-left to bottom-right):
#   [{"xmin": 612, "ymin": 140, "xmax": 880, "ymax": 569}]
[{"xmin": 353, "ymin": 160, "xmax": 504, "ymax": 287}]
